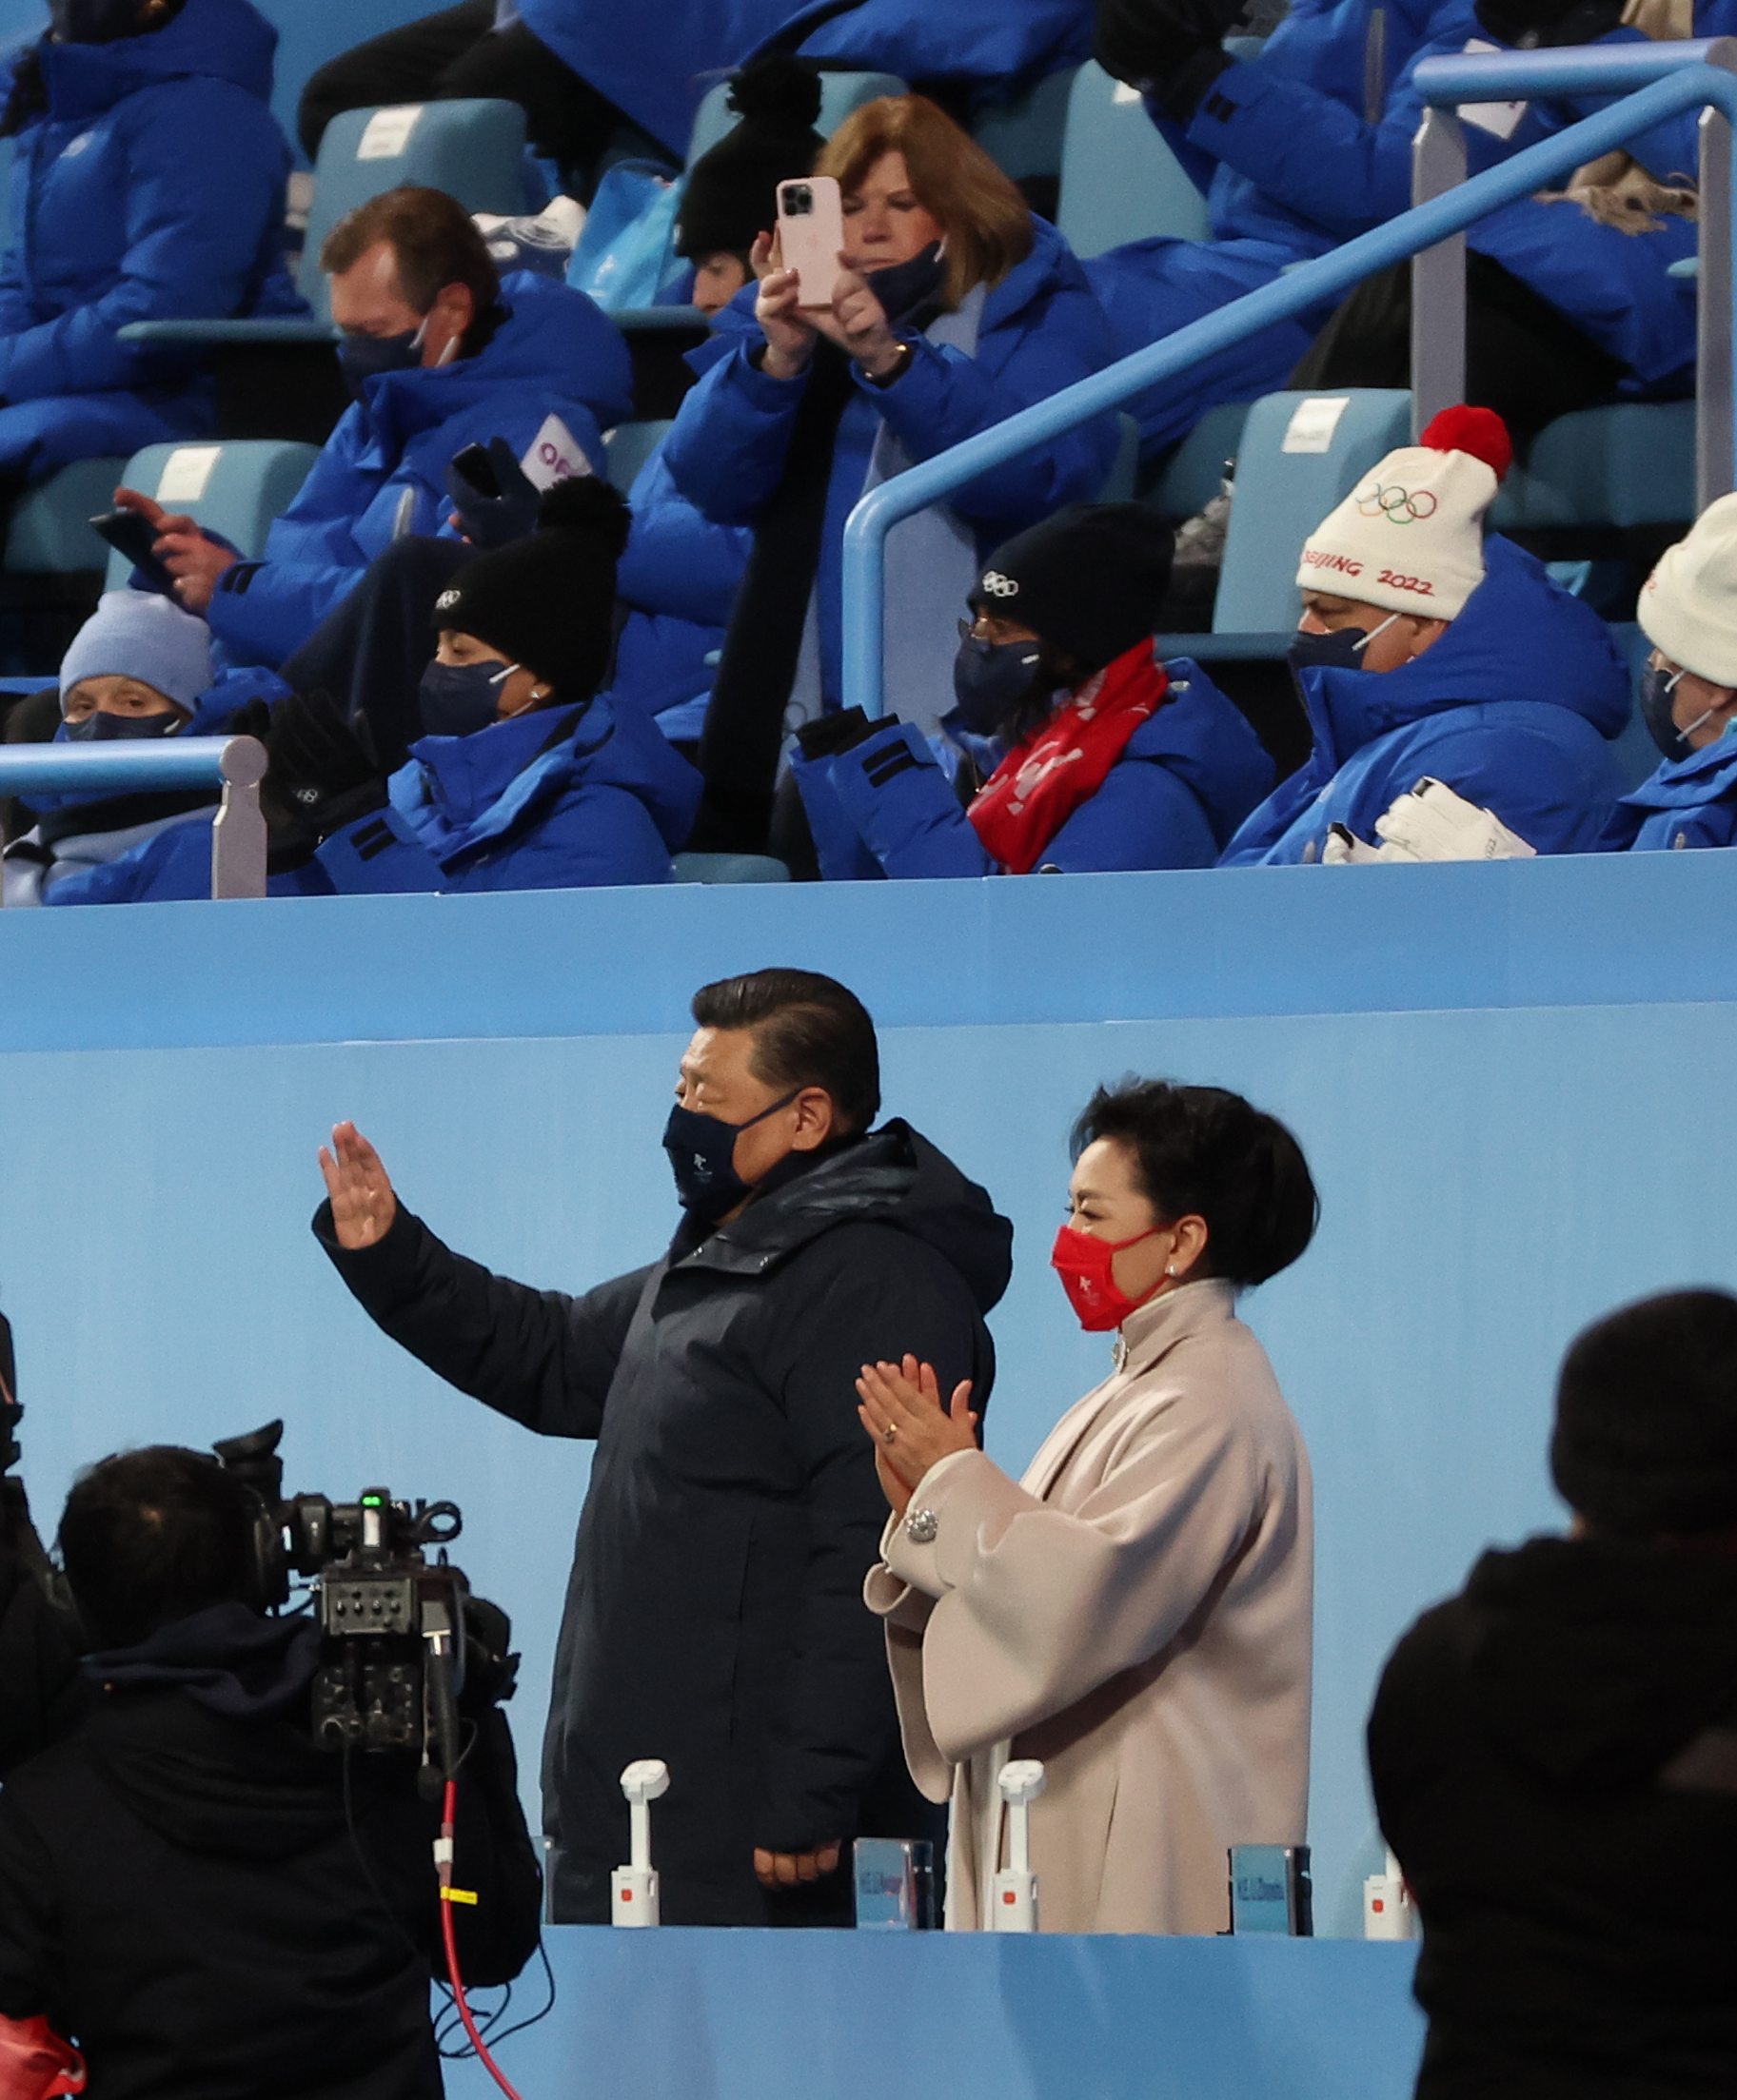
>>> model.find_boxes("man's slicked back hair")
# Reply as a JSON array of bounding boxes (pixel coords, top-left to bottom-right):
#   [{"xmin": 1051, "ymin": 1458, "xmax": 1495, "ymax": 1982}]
[
  {"xmin": 59, "ymin": 1445, "xmax": 258, "ymax": 1650},
  {"xmin": 320, "ymin": 184, "xmax": 500, "ymax": 318},
  {"xmin": 690, "ymin": 969, "xmax": 880, "ymax": 1135}
]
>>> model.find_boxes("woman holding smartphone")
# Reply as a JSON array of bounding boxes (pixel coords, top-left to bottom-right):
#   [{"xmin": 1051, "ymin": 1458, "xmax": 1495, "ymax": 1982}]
[
  {"xmin": 858, "ymin": 1078, "xmax": 1318, "ymax": 1933},
  {"xmin": 660, "ymin": 91, "xmax": 1121, "ymax": 854}
]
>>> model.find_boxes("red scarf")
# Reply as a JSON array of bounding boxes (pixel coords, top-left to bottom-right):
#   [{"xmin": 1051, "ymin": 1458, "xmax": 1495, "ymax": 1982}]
[{"xmin": 967, "ymin": 640, "xmax": 1168, "ymax": 874}]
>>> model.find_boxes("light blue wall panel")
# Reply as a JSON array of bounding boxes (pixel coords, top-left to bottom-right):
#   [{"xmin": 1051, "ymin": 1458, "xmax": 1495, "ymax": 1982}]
[{"xmin": 5, "ymin": 993, "xmax": 1732, "ymax": 1936}]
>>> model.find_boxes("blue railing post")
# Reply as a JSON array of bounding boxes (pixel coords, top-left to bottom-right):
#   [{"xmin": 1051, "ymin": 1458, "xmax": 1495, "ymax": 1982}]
[
  {"xmin": 0, "ymin": 736, "xmax": 267, "ymax": 903},
  {"xmin": 841, "ymin": 47, "xmax": 1737, "ymax": 717}
]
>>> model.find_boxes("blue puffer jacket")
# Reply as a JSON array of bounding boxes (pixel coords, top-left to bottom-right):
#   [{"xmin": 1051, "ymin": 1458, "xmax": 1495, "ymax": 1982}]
[
  {"xmin": 205, "ymin": 273, "xmax": 635, "ymax": 668},
  {"xmin": 0, "ymin": 0, "xmax": 303, "ymax": 478},
  {"xmin": 1176, "ymin": 4, "xmax": 1719, "ymax": 382},
  {"xmin": 793, "ymin": 656, "xmax": 1274, "ymax": 878},
  {"xmin": 608, "ymin": 445, "xmax": 751, "ymax": 739},
  {"xmin": 48, "ymin": 694, "xmax": 703, "ymax": 904},
  {"xmin": 516, "ymin": 0, "xmax": 1092, "ymax": 158},
  {"xmin": 1599, "ymin": 732, "xmax": 1737, "ymax": 851},
  {"xmin": 661, "ymin": 219, "xmax": 1119, "ymax": 712},
  {"xmin": 1220, "ymin": 538, "xmax": 1631, "ymax": 864}
]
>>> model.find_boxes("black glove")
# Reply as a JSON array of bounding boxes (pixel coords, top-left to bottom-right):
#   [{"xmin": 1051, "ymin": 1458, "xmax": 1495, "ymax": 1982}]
[
  {"xmin": 795, "ymin": 706, "xmax": 898, "ymax": 762},
  {"xmin": 444, "ymin": 436, "xmax": 543, "ymax": 550},
  {"xmin": 258, "ymin": 690, "xmax": 388, "ymax": 865},
  {"xmin": 1094, "ymin": 0, "xmax": 1246, "ymax": 100},
  {"xmin": 1474, "ymin": 0, "xmax": 1623, "ymax": 45},
  {"xmin": 460, "ymin": 1593, "xmax": 522, "ymax": 1714}
]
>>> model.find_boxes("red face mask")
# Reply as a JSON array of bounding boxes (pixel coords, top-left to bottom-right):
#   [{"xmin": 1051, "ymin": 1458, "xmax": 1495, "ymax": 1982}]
[{"xmin": 1050, "ymin": 1223, "xmax": 1167, "ymax": 1332}]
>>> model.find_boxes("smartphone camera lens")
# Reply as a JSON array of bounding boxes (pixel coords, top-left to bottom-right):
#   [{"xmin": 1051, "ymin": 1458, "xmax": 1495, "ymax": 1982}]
[{"xmin": 782, "ymin": 184, "xmax": 813, "ymax": 216}]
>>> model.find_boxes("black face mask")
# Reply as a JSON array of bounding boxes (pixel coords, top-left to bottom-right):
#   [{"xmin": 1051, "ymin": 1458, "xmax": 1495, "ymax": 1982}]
[
  {"xmin": 64, "ymin": 708, "xmax": 183, "ymax": 741},
  {"xmin": 864, "ymin": 242, "xmax": 946, "ymax": 329},
  {"xmin": 336, "ymin": 320, "xmax": 426, "ymax": 404},
  {"xmin": 1638, "ymin": 660, "xmax": 1717, "ymax": 759},
  {"xmin": 952, "ymin": 622, "xmax": 1041, "ymax": 736},
  {"xmin": 418, "ymin": 658, "xmax": 514, "ymax": 738},
  {"xmin": 662, "ymin": 1089, "xmax": 799, "ymax": 1223},
  {"xmin": 49, "ymin": 0, "xmax": 156, "ymax": 44},
  {"xmin": 1286, "ymin": 618, "xmax": 1393, "ymax": 677}
]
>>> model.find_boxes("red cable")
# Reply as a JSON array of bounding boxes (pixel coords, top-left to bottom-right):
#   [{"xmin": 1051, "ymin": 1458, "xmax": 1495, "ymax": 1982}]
[{"xmin": 439, "ymin": 1778, "xmax": 526, "ymax": 2100}]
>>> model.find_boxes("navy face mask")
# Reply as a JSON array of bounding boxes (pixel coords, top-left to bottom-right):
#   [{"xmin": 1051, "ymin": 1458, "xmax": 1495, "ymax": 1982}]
[
  {"xmin": 418, "ymin": 658, "xmax": 516, "ymax": 738},
  {"xmin": 1286, "ymin": 616, "xmax": 1395, "ymax": 677},
  {"xmin": 336, "ymin": 319, "xmax": 427, "ymax": 404},
  {"xmin": 64, "ymin": 708, "xmax": 183, "ymax": 741},
  {"xmin": 1637, "ymin": 659, "xmax": 1719, "ymax": 758},
  {"xmin": 864, "ymin": 242, "xmax": 945, "ymax": 329},
  {"xmin": 662, "ymin": 1089, "xmax": 799, "ymax": 1222},
  {"xmin": 50, "ymin": 0, "xmax": 151, "ymax": 43},
  {"xmin": 953, "ymin": 621, "xmax": 1041, "ymax": 736}
]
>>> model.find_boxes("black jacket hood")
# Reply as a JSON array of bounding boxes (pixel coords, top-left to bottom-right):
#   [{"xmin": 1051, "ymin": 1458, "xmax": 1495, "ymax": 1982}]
[
  {"xmin": 680, "ymin": 1116, "xmax": 1014, "ymax": 1315},
  {"xmin": 82, "ymin": 1602, "xmax": 370, "ymax": 1860},
  {"xmin": 1461, "ymin": 1534, "xmax": 1737, "ymax": 1791}
]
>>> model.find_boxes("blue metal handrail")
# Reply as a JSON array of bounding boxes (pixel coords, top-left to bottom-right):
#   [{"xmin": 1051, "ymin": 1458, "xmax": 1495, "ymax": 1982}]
[
  {"xmin": 840, "ymin": 44, "xmax": 1737, "ymax": 716},
  {"xmin": 0, "ymin": 736, "xmax": 269, "ymax": 901}
]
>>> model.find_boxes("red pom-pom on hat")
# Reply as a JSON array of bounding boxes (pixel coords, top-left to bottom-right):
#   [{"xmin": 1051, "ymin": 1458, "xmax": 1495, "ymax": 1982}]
[{"xmin": 1417, "ymin": 404, "xmax": 1513, "ymax": 483}]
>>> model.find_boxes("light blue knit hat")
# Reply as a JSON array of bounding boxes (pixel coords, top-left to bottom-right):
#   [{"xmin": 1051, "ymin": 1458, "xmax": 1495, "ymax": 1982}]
[{"xmin": 59, "ymin": 589, "xmax": 214, "ymax": 716}]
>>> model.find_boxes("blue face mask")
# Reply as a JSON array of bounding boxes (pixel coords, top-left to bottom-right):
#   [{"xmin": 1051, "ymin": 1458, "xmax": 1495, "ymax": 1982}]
[
  {"xmin": 336, "ymin": 318, "xmax": 427, "ymax": 404},
  {"xmin": 662, "ymin": 1089, "xmax": 799, "ymax": 1223},
  {"xmin": 63, "ymin": 708, "xmax": 183, "ymax": 742},
  {"xmin": 952, "ymin": 621, "xmax": 1042, "ymax": 736},
  {"xmin": 417, "ymin": 658, "xmax": 517, "ymax": 738},
  {"xmin": 1287, "ymin": 615, "xmax": 1397, "ymax": 677},
  {"xmin": 864, "ymin": 242, "xmax": 945, "ymax": 328}
]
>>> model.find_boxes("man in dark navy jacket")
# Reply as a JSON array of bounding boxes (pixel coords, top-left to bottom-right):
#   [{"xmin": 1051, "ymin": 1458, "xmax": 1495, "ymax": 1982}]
[{"xmin": 316, "ymin": 968, "xmax": 1013, "ymax": 1925}]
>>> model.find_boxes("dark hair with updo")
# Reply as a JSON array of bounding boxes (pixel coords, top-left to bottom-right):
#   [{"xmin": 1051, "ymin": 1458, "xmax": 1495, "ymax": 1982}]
[{"xmin": 1071, "ymin": 1078, "xmax": 1318, "ymax": 1287}]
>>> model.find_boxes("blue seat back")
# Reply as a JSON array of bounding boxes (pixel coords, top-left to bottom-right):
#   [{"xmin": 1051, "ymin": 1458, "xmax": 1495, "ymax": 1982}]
[
  {"xmin": 686, "ymin": 70, "xmax": 906, "ymax": 166},
  {"xmin": 975, "ymin": 67, "xmax": 1078, "ymax": 184},
  {"xmin": 1212, "ymin": 389, "xmax": 1412, "ymax": 633},
  {"xmin": 1057, "ymin": 61, "xmax": 1211, "ymax": 257},
  {"xmin": 1146, "ymin": 400, "xmax": 1253, "ymax": 524},
  {"xmin": 300, "ymin": 99, "xmax": 528, "ymax": 313},
  {"xmin": 102, "ymin": 441, "xmax": 321, "ymax": 588},
  {"xmin": 7, "ymin": 458, "xmax": 131, "ymax": 576},
  {"xmin": 604, "ymin": 419, "xmax": 674, "ymax": 494},
  {"xmin": 1490, "ymin": 402, "xmax": 1694, "ymax": 532}
]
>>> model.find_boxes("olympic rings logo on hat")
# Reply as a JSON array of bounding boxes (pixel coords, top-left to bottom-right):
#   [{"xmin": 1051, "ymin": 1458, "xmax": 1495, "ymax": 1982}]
[
  {"xmin": 435, "ymin": 589, "xmax": 463, "ymax": 612},
  {"xmin": 1355, "ymin": 481, "xmax": 1438, "ymax": 523},
  {"xmin": 980, "ymin": 570, "xmax": 1019, "ymax": 597}
]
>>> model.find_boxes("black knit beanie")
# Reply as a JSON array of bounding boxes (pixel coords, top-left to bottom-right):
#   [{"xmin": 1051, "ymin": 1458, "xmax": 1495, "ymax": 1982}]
[
  {"xmin": 431, "ymin": 478, "xmax": 631, "ymax": 703},
  {"xmin": 1550, "ymin": 1289, "xmax": 1737, "ymax": 1537},
  {"xmin": 675, "ymin": 53, "xmax": 826, "ymax": 261},
  {"xmin": 971, "ymin": 503, "xmax": 1175, "ymax": 674}
]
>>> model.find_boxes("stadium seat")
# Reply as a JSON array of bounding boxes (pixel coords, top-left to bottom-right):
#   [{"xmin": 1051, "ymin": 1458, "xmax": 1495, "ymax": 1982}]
[
  {"xmin": 299, "ymin": 99, "xmax": 530, "ymax": 312},
  {"xmin": 975, "ymin": 67, "xmax": 1078, "ymax": 192},
  {"xmin": 6, "ymin": 458, "xmax": 131, "ymax": 576},
  {"xmin": 604, "ymin": 420, "xmax": 674, "ymax": 493},
  {"xmin": 671, "ymin": 852, "xmax": 791, "ymax": 883},
  {"xmin": 1490, "ymin": 402, "xmax": 1695, "ymax": 532},
  {"xmin": 1098, "ymin": 414, "xmax": 1142, "ymax": 502},
  {"xmin": 685, "ymin": 70, "xmax": 907, "ymax": 164},
  {"xmin": 1145, "ymin": 400, "xmax": 1253, "ymax": 524},
  {"xmin": 98, "ymin": 441, "xmax": 320, "ymax": 588},
  {"xmin": 1056, "ymin": 61, "xmax": 1211, "ymax": 258}
]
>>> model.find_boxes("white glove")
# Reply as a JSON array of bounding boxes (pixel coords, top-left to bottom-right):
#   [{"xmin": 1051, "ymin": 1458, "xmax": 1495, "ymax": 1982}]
[
  {"xmin": 1371, "ymin": 778, "xmax": 1537, "ymax": 862},
  {"xmin": 1322, "ymin": 823, "xmax": 1382, "ymax": 864}
]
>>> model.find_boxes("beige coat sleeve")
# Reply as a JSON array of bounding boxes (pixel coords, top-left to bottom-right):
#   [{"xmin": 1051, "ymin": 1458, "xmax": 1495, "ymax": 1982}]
[{"xmin": 883, "ymin": 1391, "xmax": 1266, "ymax": 1764}]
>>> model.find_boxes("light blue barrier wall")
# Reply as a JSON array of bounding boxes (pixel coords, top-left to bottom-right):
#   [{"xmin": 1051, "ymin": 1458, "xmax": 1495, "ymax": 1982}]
[{"xmin": 3, "ymin": 854, "xmax": 1732, "ymax": 1943}]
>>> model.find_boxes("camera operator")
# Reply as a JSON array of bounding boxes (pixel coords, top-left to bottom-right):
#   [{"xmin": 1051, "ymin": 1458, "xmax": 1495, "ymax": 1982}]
[{"xmin": 0, "ymin": 1443, "xmax": 542, "ymax": 2100}]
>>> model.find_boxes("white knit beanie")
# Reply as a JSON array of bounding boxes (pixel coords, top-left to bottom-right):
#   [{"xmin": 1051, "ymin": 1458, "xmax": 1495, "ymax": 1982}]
[
  {"xmin": 1295, "ymin": 406, "xmax": 1515, "ymax": 621},
  {"xmin": 1637, "ymin": 491, "xmax": 1737, "ymax": 687}
]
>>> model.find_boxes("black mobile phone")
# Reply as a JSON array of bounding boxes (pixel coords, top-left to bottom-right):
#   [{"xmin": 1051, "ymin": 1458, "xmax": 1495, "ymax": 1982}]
[
  {"xmin": 449, "ymin": 442, "xmax": 502, "ymax": 500},
  {"xmin": 89, "ymin": 508, "xmax": 178, "ymax": 599}
]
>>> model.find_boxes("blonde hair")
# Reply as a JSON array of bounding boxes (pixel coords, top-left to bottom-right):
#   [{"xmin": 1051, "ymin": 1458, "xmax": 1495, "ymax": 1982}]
[{"xmin": 817, "ymin": 95, "xmax": 1033, "ymax": 308}]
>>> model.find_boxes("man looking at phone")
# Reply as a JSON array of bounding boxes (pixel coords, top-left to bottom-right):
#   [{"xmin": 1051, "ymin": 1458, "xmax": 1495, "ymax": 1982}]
[
  {"xmin": 107, "ymin": 186, "xmax": 630, "ymax": 743},
  {"xmin": 314, "ymin": 968, "xmax": 1013, "ymax": 1926}
]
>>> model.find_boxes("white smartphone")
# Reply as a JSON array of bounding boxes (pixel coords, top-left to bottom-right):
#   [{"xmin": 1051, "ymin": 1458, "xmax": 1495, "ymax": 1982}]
[{"xmin": 777, "ymin": 175, "xmax": 845, "ymax": 309}]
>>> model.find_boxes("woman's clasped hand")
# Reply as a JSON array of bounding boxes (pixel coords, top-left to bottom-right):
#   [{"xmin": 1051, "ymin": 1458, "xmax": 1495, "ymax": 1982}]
[{"xmin": 856, "ymin": 1353, "xmax": 978, "ymax": 1515}]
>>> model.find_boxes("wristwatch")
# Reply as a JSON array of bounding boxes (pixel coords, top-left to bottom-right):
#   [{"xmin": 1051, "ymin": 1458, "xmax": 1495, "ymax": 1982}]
[{"xmin": 863, "ymin": 340, "xmax": 915, "ymax": 389}]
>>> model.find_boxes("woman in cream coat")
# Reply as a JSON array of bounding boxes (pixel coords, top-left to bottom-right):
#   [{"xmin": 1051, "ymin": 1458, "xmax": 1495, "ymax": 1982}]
[{"xmin": 858, "ymin": 1078, "xmax": 1317, "ymax": 1934}]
